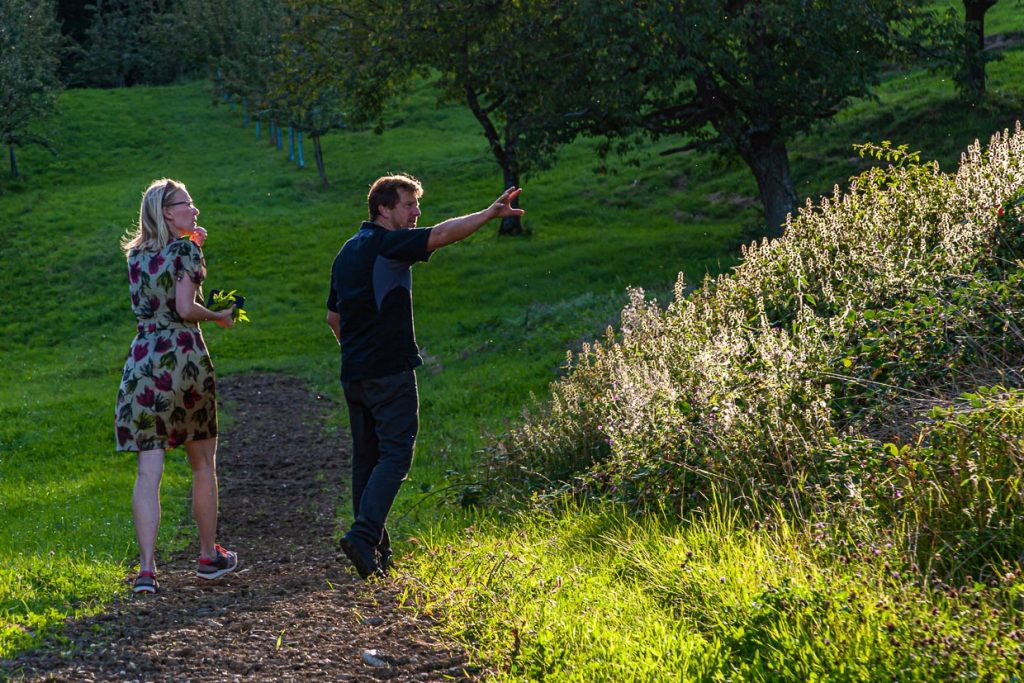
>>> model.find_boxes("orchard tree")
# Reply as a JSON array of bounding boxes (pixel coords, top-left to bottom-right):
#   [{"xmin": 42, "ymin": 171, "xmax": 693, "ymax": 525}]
[
  {"xmin": 0, "ymin": 0, "xmax": 63, "ymax": 178},
  {"xmin": 304, "ymin": 0, "xmax": 588, "ymax": 235},
  {"xmin": 189, "ymin": 0, "xmax": 287, "ymax": 116},
  {"xmin": 138, "ymin": 0, "xmax": 208, "ymax": 83},
  {"xmin": 271, "ymin": 1, "xmax": 349, "ymax": 186},
  {"xmin": 397, "ymin": 0, "xmax": 588, "ymax": 235},
  {"xmin": 565, "ymin": 0, "xmax": 948, "ymax": 238},
  {"xmin": 954, "ymin": 1, "xmax": 1022, "ymax": 101}
]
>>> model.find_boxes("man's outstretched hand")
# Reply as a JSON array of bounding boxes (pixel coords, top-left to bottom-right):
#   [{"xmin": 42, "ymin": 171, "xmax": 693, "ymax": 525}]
[
  {"xmin": 489, "ymin": 187, "xmax": 525, "ymax": 219},
  {"xmin": 426, "ymin": 187, "xmax": 527, "ymax": 250}
]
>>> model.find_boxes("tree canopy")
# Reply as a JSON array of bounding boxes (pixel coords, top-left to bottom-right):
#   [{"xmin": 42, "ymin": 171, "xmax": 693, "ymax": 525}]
[
  {"xmin": 7, "ymin": 0, "xmax": 975, "ymax": 235},
  {"xmin": 271, "ymin": 0, "xmax": 350, "ymax": 186},
  {"xmin": 0, "ymin": 0, "xmax": 63, "ymax": 178},
  {"xmin": 560, "ymin": 0, "xmax": 947, "ymax": 237},
  {"xmin": 299, "ymin": 0, "xmax": 594, "ymax": 235}
]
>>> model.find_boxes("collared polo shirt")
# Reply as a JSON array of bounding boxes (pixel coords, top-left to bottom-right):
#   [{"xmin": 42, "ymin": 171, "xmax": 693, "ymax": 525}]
[{"xmin": 327, "ymin": 221, "xmax": 433, "ymax": 381}]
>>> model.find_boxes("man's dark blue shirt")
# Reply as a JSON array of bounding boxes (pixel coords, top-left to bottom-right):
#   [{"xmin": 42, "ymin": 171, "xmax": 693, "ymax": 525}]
[{"xmin": 327, "ymin": 222, "xmax": 433, "ymax": 381}]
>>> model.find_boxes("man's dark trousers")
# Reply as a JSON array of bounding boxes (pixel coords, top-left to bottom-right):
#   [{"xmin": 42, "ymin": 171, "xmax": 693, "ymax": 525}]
[{"xmin": 342, "ymin": 370, "xmax": 418, "ymax": 557}]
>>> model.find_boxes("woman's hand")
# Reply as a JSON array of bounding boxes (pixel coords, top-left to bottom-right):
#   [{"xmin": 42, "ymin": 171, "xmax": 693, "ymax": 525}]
[{"xmin": 214, "ymin": 306, "xmax": 236, "ymax": 329}]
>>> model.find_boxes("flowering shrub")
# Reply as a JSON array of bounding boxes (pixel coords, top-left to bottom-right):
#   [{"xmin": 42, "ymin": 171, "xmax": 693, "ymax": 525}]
[{"xmin": 486, "ymin": 123, "xmax": 1024, "ymax": 572}]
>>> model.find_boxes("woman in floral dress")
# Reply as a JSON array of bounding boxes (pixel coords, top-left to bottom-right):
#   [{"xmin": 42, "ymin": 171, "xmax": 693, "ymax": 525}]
[{"xmin": 115, "ymin": 178, "xmax": 239, "ymax": 593}]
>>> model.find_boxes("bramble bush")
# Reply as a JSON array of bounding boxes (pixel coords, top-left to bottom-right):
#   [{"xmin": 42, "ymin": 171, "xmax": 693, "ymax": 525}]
[
  {"xmin": 485, "ymin": 123, "xmax": 1024, "ymax": 576},
  {"xmin": 833, "ymin": 385, "xmax": 1024, "ymax": 578}
]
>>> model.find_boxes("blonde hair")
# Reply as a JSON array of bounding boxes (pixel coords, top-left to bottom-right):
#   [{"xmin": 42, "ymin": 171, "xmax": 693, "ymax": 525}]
[{"xmin": 121, "ymin": 178, "xmax": 186, "ymax": 254}]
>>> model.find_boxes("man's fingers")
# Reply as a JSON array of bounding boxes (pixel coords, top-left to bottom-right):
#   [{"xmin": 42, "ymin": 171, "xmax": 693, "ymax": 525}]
[
  {"xmin": 492, "ymin": 187, "xmax": 524, "ymax": 216},
  {"xmin": 499, "ymin": 187, "xmax": 523, "ymax": 204}
]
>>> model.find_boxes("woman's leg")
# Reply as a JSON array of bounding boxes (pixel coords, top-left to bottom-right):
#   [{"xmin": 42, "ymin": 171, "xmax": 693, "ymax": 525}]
[
  {"xmin": 133, "ymin": 449, "xmax": 165, "ymax": 573},
  {"xmin": 185, "ymin": 437, "xmax": 219, "ymax": 560}
]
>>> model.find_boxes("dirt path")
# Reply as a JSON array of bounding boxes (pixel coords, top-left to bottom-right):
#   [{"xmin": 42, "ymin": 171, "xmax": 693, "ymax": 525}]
[{"xmin": 2, "ymin": 374, "xmax": 476, "ymax": 682}]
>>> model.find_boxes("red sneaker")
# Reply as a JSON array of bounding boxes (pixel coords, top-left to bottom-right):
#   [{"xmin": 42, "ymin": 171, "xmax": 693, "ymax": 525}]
[
  {"xmin": 133, "ymin": 570, "xmax": 159, "ymax": 594},
  {"xmin": 196, "ymin": 545, "xmax": 238, "ymax": 580}
]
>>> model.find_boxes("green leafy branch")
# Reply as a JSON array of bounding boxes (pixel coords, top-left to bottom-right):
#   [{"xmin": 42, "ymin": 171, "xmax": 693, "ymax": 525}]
[{"xmin": 208, "ymin": 289, "xmax": 250, "ymax": 323}]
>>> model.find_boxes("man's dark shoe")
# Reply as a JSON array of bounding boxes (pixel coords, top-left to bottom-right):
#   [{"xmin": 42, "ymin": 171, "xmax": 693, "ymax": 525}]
[
  {"xmin": 377, "ymin": 545, "xmax": 395, "ymax": 574},
  {"xmin": 340, "ymin": 535, "xmax": 381, "ymax": 579}
]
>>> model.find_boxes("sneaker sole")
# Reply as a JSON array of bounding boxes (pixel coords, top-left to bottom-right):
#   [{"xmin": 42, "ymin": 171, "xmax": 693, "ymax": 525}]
[{"xmin": 196, "ymin": 557, "xmax": 238, "ymax": 580}]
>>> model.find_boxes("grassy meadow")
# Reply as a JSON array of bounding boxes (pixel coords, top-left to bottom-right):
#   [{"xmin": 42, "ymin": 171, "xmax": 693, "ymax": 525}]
[
  {"xmin": 3, "ymin": 1, "xmax": 1024, "ymax": 676},
  {"xmin": 0, "ymin": 75, "xmax": 743, "ymax": 656}
]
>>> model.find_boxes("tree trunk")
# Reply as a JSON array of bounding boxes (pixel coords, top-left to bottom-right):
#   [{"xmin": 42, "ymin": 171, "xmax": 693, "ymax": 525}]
[
  {"xmin": 963, "ymin": 0, "xmax": 998, "ymax": 101},
  {"xmin": 464, "ymin": 83, "xmax": 524, "ymax": 236},
  {"xmin": 313, "ymin": 133, "xmax": 328, "ymax": 186},
  {"xmin": 498, "ymin": 163, "xmax": 523, "ymax": 236},
  {"xmin": 737, "ymin": 131, "xmax": 798, "ymax": 239},
  {"xmin": 9, "ymin": 145, "xmax": 19, "ymax": 178}
]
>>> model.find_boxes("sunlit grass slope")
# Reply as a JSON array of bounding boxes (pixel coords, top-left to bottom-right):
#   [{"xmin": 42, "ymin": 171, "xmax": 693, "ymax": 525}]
[
  {"xmin": 0, "ymin": 77, "xmax": 740, "ymax": 654},
  {"xmin": 403, "ymin": 500, "xmax": 1024, "ymax": 682}
]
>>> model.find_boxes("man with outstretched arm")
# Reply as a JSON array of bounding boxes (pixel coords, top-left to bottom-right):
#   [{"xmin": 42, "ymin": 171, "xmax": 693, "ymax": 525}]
[{"xmin": 326, "ymin": 173, "xmax": 524, "ymax": 579}]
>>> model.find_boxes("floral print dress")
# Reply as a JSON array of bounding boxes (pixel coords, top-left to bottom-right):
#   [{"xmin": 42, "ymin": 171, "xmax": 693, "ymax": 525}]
[{"xmin": 114, "ymin": 238, "xmax": 217, "ymax": 452}]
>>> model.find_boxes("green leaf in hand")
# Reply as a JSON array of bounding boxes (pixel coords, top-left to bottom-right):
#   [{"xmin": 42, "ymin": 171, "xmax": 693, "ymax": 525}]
[{"xmin": 207, "ymin": 288, "xmax": 250, "ymax": 323}]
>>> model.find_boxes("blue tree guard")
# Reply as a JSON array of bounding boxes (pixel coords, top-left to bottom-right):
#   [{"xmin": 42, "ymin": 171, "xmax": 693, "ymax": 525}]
[
  {"xmin": 255, "ymin": 120, "xmax": 261, "ymax": 139},
  {"xmin": 289, "ymin": 128, "xmax": 295, "ymax": 161},
  {"xmin": 297, "ymin": 132, "xmax": 305, "ymax": 169}
]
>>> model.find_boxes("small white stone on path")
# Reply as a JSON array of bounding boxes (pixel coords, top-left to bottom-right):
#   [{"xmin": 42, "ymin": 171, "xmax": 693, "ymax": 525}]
[{"xmin": 361, "ymin": 649, "xmax": 388, "ymax": 668}]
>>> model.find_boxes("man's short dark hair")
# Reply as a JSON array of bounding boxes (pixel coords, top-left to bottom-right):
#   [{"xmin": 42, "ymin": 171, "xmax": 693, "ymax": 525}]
[{"xmin": 368, "ymin": 174, "xmax": 423, "ymax": 220}]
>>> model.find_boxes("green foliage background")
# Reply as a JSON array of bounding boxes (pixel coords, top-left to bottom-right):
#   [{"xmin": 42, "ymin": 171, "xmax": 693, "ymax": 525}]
[
  {"xmin": 1, "ymin": 2, "xmax": 1024, "ymax": 676},
  {"xmin": 0, "ymin": 77, "xmax": 742, "ymax": 655}
]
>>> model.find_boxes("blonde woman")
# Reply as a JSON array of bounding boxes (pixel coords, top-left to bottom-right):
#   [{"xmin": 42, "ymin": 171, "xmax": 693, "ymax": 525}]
[{"xmin": 114, "ymin": 178, "xmax": 238, "ymax": 594}]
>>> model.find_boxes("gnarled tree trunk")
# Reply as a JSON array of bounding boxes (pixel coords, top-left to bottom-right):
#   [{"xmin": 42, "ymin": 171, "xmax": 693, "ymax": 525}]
[
  {"xmin": 963, "ymin": 0, "xmax": 999, "ymax": 101},
  {"xmin": 498, "ymin": 159, "xmax": 523, "ymax": 236},
  {"xmin": 737, "ymin": 131, "xmax": 798, "ymax": 239},
  {"xmin": 465, "ymin": 83, "xmax": 524, "ymax": 236}
]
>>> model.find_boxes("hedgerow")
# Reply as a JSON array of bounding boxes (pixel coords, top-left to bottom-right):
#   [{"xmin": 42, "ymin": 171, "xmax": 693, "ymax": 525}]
[{"xmin": 485, "ymin": 123, "xmax": 1024, "ymax": 577}]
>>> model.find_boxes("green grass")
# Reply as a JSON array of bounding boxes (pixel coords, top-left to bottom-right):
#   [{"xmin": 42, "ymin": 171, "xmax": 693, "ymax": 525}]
[
  {"xmin": 1, "ymin": 1, "xmax": 1023, "ymax": 670},
  {"xmin": 0, "ymin": 349, "xmax": 193, "ymax": 654},
  {"xmin": 400, "ymin": 502, "xmax": 1024, "ymax": 681},
  {"xmin": 0, "ymin": 77, "xmax": 740, "ymax": 655}
]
